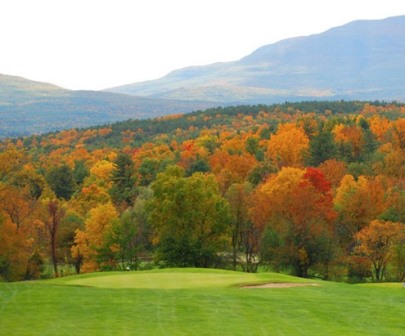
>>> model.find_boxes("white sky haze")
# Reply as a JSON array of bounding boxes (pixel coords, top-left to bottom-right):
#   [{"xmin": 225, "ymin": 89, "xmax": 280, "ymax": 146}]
[{"xmin": 1, "ymin": 0, "xmax": 405, "ymax": 90}]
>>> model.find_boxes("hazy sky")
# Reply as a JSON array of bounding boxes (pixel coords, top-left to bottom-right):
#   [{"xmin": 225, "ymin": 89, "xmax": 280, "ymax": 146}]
[{"xmin": 1, "ymin": 0, "xmax": 405, "ymax": 90}]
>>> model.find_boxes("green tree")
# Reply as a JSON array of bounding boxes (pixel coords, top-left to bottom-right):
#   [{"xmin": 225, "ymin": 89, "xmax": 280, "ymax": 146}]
[
  {"xmin": 247, "ymin": 161, "xmax": 277, "ymax": 186},
  {"xmin": 147, "ymin": 166, "xmax": 230, "ymax": 267},
  {"xmin": 59, "ymin": 211, "xmax": 84, "ymax": 274},
  {"xmin": 245, "ymin": 137, "xmax": 259, "ymax": 156},
  {"xmin": 185, "ymin": 158, "xmax": 210, "ymax": 176},
  {"xmin": 225, "ymin": 182, "xmax": 260, "ymax": 272},
  {"xmin": 73, "ymin": 160, "xmax": 90, "ymax": 187},
  {"xmin": 358, "ymin": 118, "xmax": 377, "ymax": 161},
  {"xmin": 46, "ymin": 165, "xmax": 76, "ymax": 200},
  {"xmin": 308, "ymin": 122, "xmax": 337, "ymax": 166},
  {"xmin": 109, "ymin": 153, "xmax": 137, "ymax": 206},
  {"xmin": 107, "ymin": 207, "xmax": 142, "ymax": 270}
]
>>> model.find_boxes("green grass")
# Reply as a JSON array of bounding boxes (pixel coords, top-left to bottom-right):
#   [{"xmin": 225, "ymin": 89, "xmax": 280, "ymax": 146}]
[
  {"xmin": 357, "ymin": 282, "xmax": 405, "ymax": 289},
  {"xmin": 0, "ymin": 268, "xmax": 404, "ymax": 335},
  {"xmin": 50, "ymin": 268, "xmax": 311, "ymax": 289}
]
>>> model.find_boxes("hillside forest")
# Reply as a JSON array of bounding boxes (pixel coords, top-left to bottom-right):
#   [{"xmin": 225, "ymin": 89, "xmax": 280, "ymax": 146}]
[{"xmin": 0, "ymin": 101, "xmax": 404, "ymax": 282}]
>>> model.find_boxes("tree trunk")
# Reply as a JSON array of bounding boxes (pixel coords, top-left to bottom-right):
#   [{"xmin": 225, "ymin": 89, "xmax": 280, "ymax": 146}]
[
  {"xmin": 374, "ymin": 262, "xmax": 382, "ymax": 281},
  {"xmin": 232, "ymin": 238, "xmax": 238, "ymax": 270},
  {"xmin": 51, "ymin": 229, "xmax": 58, "ymax": 277},
  {"xmin": 46, "ymin": 200, "xmax": 65, "ymax": 278},
  {"xmin": 74, "ymin": 254, "xmax": 82, "ymax": 274}
]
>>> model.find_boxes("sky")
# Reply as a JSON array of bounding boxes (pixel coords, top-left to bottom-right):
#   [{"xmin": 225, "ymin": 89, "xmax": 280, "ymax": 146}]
[{"xmin": 1, "ymin": 0, "xmax": 405, "ymax": 91}]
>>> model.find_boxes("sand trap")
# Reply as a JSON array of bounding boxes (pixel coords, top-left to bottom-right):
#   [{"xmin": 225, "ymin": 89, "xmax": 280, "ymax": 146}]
[{"xmin": 242, "ymin": 282, "xmax": 320, "ymax": 288}]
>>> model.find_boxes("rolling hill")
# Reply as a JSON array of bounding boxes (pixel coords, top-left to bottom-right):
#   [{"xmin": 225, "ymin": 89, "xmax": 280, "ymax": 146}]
[
  {"xmin": 107, "ymin": 16, "xmax": 405, "ymax": 103},
  {"xmin": 0, "ymin": 74, "xmax": 218, "ymax": 138}
]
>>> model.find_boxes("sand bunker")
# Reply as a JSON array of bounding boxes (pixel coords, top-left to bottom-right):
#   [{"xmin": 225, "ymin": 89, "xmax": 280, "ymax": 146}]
[{"xmin": 242, "ymin": 282, "xmax": 320, "ymax": 288}]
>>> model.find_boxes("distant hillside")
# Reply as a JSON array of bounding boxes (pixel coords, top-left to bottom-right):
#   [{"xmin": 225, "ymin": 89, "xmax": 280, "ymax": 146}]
[
  {"xmin": 107, "ymin": 16, "xmax": 405, "ymax": 103},
  {"xmin": 0, "ymin": 74, "xmax": 68, "ymax": 104},
  {"xmin": 16, "ymin": 100, "xmax": 404, "ymax": 151},
  {"xmin": 0, "ymin": 74, "xmax": 218, "ymax": 138}
]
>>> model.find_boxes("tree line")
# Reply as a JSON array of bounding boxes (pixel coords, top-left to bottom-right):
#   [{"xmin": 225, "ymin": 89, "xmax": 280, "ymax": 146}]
[{"xmin": 0, "ymin": 101, "xmax": 404, "ymax": 282}]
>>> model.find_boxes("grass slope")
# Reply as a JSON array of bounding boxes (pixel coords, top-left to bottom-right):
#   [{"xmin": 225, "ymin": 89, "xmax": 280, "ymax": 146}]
[{"xmin": 1, "ymin": 269, "xmax": 404, "ymax": 335}]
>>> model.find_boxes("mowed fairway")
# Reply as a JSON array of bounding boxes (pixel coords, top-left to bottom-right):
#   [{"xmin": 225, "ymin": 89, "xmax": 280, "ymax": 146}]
[{"xmin": 0, "ymin": 269, "xmax": 404, "ymax": 335}]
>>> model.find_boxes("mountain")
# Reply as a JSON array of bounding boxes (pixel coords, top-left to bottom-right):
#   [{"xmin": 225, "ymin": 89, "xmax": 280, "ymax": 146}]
[
  {"xmin": 0, "ymin": 74, "xmax": 218, "ymax": 138},
  {"xmin": 0, "ymin": 74, "xmax": 68, "ymax": 104},
  {"xmin": 107, "ymin": 16, "xmax": 405, "ymax": 103},
  {"xmin": 3, "ymin": 16, "xmax": 404, "ymax": 139}
]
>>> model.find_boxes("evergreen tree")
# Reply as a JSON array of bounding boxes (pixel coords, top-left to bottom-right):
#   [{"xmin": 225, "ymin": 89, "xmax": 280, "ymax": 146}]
[
  {"xmin": 73, "ymin": 160, "xmax": 90, "ymax": 186},
  {"xmin": 359, "ymin": 118, "xmax": 378, "ymax": 161},
  {"xmin": 109, "ymin": 153, "xmax": 137, "ymax": 206},
  {"xmin": 308, "ymin": 123, "xmax": 337, "ymax": 166},
  {"xmin": 185, "ymin": 158, "xmax": 210, "ymax": 176},
  {"xmin": 46, "ymin": 165, "xmax": 76, "ymax": 200}
]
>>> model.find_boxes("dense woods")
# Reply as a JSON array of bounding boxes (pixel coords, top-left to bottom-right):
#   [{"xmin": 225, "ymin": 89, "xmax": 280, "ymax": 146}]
[{"xmin": 1, "ymin": 101, "xmax": 404, "ymax": 282}]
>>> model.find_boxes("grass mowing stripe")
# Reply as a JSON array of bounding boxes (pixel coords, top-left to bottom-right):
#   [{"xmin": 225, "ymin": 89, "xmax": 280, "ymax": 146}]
[{"xmin": 1, "ymin": 269, "xmax": 404, "ymax": 335}]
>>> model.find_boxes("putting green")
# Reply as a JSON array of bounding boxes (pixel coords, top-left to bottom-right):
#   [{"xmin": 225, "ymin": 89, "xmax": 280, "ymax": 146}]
[
  {"xmin": 66, "ymin": 271, "xmax": 262, "ymax": 289},
  {"xmin": 60, "ymin": 269, "xmax": 311, "ymax": 289}
]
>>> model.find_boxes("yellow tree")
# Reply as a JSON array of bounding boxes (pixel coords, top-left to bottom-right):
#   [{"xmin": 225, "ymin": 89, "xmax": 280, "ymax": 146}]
[
  {"xmin": 334, "ymin": 175, "xmax": 386, "ymax": 245},
  {"xmin": 89, "ymin": 160, "xmax": 115, "ymax": 185},
  {"xmin": 373, "ymin": 144, "xmax": 405, "ymax": 179},
  {"xmin": 71, "ymin": 202, "xmax": 118, "ymax": 273},
  {"xmin": 0, "ymin": 147, "xmax": 25, "ymax": 188},
  {"xmin": 266, "ymin": 123, "xmax": 309, "ymax": 168},
  {"xmin": 368, "ymin": 115, "xmax": 392, "ymax": 142},
  {"xmin": 71, "ymin": 183, "xmax": 111, "ymax": 217},
  {"xmin": 355, "ymin": 220, "xmax": 404, "ymax": 281}
]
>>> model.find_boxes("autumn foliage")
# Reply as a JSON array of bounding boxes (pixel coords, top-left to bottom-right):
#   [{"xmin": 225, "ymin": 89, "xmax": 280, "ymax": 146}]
[{"xmin": 0, "ymin": 101, "xmax": 404, "ymax": 281}]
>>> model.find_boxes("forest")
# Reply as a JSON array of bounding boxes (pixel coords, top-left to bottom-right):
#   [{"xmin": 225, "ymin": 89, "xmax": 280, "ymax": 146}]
[{"xmin": 0, "ymin": 101, "xmax": 404, "ymax": 282}]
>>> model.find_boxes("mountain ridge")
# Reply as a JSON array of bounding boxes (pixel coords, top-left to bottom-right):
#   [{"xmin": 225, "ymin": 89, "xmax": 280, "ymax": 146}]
[
  {"xmin": 0, "ymin": 74, "xmax": 219, "ymax": 138},
  {"xmin": 2, "ymin": 15, "xmax": 405, "ymax": 138},
  {"xmin": 107, "ymin": 15, "xmax": 405, "ymax": 103}
]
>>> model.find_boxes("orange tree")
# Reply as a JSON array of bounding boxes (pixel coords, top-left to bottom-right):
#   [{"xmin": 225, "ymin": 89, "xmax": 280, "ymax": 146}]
[
  {"xmin": 0, "ymin": 214, "xmax": 32, "ymax": 281},
  {"xmin": 251, "ymin": 167, "xmax": 336, "ymax": 277}
]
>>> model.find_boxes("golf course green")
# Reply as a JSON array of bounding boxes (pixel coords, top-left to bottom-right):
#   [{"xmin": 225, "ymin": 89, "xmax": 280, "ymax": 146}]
[{"xmin": 1, "ymin": 268, "xmax": 404, "ymax": 335}]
